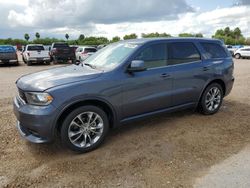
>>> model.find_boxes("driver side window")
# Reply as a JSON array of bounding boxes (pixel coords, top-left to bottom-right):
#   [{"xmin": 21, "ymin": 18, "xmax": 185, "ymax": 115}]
[{"xmin": 134, "ymin": 43, "xmax": 167, "ymax": 69}]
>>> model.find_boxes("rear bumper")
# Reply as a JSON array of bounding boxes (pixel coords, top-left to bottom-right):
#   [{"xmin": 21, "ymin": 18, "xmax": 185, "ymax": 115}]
[
  {"xmin": 225, "ymin": 77, "xmax": 235, "ymax": 96},
  {"xmin": 27, "ymin": 57, "xmax": 50, "ymax": 62},
  {"xmin": 13, "ymin": 96, "xmax": 58, "ymax": 143},
  {"xmin": 0, "ymin": 59, "xmax": 18, "ymax": 63},
  {"xmin": 53, "ymin": 55, "xmax": 75, "ymax": 60}
]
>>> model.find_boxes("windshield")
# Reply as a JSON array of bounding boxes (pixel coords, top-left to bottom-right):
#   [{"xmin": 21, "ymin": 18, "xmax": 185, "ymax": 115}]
[
  {"xmin": 85, "ymin": 48, "xmax": 97, "ymax": 53},
  {"xmin": 83, "ymin": 42, "xmax": 140, "ymax": 71},
  {"xmin": 0, "ymin": 46, "xmax": 15, "ymax": 53}
]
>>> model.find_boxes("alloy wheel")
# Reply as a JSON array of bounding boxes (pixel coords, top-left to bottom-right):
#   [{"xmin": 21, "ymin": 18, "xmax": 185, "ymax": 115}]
[{"xmin": 68, "ymin": 112, "xmax": 104, "ymax": 148}]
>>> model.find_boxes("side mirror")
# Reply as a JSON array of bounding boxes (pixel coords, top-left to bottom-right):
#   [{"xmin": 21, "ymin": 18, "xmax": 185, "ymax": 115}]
[
  {"xmin": 127, "ymin": 60, "xmax": 146, "ymax": 72},
  {"xmin": 49, "ymin": 47, "xmax": 51, "ymax": 51}
]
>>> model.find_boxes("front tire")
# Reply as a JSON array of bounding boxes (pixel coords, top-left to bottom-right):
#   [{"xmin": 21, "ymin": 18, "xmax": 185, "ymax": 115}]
[
  {"xmin": 235, "ymin": 53, "xmax": 241, "ymax": 59},
  {"xmin": 61, "ymin": 106, "xmax": 109, "ymax": 153},
  {"xmin": 199, "ymin": 83, "xmax": 223, "ymax": 115}
]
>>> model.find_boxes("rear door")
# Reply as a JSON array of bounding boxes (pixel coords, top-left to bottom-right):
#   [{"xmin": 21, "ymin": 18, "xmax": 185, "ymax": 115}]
[{"xmin": 167, "ymin": 42, "xmax": 206, "ymax": 106}]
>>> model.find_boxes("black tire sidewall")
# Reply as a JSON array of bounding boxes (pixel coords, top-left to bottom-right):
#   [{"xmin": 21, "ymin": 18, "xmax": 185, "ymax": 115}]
[
  {"xmin": 235, "ymin": 54, "xmax": 241, "ymax": 59},
  {"xmin": 200, "ymin": 83, "xmax": 223, "ymax": 115},
  {"xmin": 61, "ymin": 105, "xmax": 109, "ymax": 153}
]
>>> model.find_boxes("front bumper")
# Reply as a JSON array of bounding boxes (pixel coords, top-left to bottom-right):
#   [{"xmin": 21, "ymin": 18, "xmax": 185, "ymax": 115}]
[{"xmin": 13, "ymin": 96, "xmax": 58, "ymax": 143}]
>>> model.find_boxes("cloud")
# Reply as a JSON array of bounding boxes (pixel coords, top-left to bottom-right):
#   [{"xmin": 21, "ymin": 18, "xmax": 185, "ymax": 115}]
[
  {"xmin": 0, "ymin": 0, "xmax": 250, "ymax": 39},
  {"xmin": 94, "ymin": 5, "xmax": 250, "ymax": 39},
  {"xmin": 7, "ymin": 0, "xmax": 194, "ymax": 28}
]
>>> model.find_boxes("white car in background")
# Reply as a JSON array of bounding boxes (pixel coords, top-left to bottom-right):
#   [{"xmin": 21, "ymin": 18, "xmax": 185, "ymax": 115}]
[
  {"xmin": 234, "ymin": 47, "xmax": 250, "ymax": 59},
  {"xmin": 22, "ymin": 44, "xmax": 50, "ymax": 66},
  {"xmin": 75, "ymin": 46, "xmax": 97, "ymax": 62}
]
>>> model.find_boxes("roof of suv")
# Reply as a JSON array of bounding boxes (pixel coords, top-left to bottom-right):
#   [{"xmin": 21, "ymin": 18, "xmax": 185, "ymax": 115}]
[{"xmin": 121, "ymin": 37, "xmax": 223, "ymax": 45}]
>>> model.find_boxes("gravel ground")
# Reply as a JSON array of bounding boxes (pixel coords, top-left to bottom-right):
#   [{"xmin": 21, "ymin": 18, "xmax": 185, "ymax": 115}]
[{"xmin": 0, "ymin": 57, "xmax": 249, "ymax": 188}]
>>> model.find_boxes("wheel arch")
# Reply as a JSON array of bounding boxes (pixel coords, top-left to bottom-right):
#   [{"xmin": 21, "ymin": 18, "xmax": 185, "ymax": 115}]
[
  {"xmin": 55, "ymin": 99, "xmax": 116, "ymax": 133},
  {"xmin": 197, "ymin": 79, "xmax": 226, "ymax": 106}
]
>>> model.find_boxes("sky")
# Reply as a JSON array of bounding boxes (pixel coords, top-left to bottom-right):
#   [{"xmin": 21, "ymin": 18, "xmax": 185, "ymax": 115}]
[{"xmin": 0, "ymin": 0, "xmax": 250, "ymax": 40}]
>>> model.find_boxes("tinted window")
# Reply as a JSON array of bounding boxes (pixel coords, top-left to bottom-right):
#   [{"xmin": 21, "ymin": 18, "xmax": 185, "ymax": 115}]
[
  {"xmin": 241, "ymin": 48, "xmax": 250, "ymax": 51},
  {"xmin": 27, "ymin": 46, "xmax": 45, "ymax": 51},
  {"xmin": 0, "ymin": 46, "xmax": 15, "ymax": 53},
  {"xmin": 84, "ymin": 48, "xmax": 97, "ymax": 53},
  {"xmin": 76, "ymin": 48, "xmax": 82, "ymax": 52},
  {"xmin": 201, "ymin": 42, "xmax": 227, "ymax": 59},
  {"xmin": 168, "ymin": 42, "xmax": 201, "ymax": 65},
  {"xmin": 135, "ymin": 43, "xmax": 167, "ymax": 69},
  {"xmin": 53, "ymin": 43, "xmax": 69, "ymax": 48}
]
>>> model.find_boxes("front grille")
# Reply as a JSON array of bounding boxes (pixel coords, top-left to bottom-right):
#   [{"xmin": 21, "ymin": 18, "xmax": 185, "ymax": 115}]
[{"xmin": 18, "ymin": 89, "xmax": 27, "ymax": 103}]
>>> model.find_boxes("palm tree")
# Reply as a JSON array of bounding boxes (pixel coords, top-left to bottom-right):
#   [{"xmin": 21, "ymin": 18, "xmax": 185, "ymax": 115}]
[
  {"xmin": 24, "ymin": 33, "xmax": 30, "ymax": 41},
  {"xmin": 35, "ymin": 32, "xmax": 40, "ymax": 39},
  {"xmin": 65, "ymin": 33, "xmax": 69, "ymax": 41},
  {"xmin": 78, "ymin": 34, "xmax": 85, "ymax": 41}
]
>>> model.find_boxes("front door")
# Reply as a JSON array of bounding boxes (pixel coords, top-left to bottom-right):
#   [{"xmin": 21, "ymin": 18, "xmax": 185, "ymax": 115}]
[{"xmin": 121, "ymin": 42, "xmax": 173, "ymax": 119}]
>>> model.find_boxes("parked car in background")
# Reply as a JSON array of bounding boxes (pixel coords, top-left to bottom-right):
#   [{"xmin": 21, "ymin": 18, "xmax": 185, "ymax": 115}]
[
  {"xmin": 70, "ymin": 46, "xmax": 78, "ymax": 53},
  {"xmin": 75, "ymin": 46, "xmax": 97, "ymax": 63},
  {"xmin": 234, "ymin": 47, "xmax": 250, "ymax": 59},
  {"xmin": 22, "ymin": 44, "xmax": 50, "ymax": 66},
  {"xmin": 226, "ymin": 45, "xmax": 237, "ymax": 56},
  {"xmin": 14, "ymin": 38, "xmax": 234, "ymax": 153},
  {"xmin": 0, "ymin": 45, "xmax": 18, "ymax": 65},
  {"xmin": 50, "ymin": 42, "xmax": 75, "ymax": 63}
]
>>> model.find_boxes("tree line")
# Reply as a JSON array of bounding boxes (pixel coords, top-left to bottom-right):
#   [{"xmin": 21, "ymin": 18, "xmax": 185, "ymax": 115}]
[{"xmin": 0, "ymin": 27, "xmax": 249, "ymax": 46}]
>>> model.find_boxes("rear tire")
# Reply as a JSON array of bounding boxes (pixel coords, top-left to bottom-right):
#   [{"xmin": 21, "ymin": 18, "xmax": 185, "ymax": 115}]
[
  {"xmin": 61, "ymin": 105, "xmax": 109, "ymax": 153},
  {"xmin": 27, "ymin": 61, "xmax": 32, "ymax": 66},
  {"xmin": 14, "ymin": 61, "xmax": 19, "ymax": 66},
  {"xmin": 22, "ymin": 57, "xmax": 27, "ymax": 64},
  {"xmin": 52, "ymin": 56, "xmax": 58, "ymax": 64},
  {"xmin": 199, "ymin": 83, "xmax": 223, "ymax": 115}
]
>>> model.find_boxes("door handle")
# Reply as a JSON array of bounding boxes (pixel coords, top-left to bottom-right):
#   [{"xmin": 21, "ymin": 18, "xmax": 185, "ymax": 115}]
[
  {"xmin": 161, "ymin": 73, "xmax": 170, "ymax": 78},
  {"xmin": 203, "ymin": 66, "xmax": 210, "ymax": 71}
]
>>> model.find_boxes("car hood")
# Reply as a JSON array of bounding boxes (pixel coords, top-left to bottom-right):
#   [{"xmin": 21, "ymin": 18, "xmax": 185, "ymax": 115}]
[{"xmin": 16, "ymin": 65, "xmax": 103, "ymax": 91}]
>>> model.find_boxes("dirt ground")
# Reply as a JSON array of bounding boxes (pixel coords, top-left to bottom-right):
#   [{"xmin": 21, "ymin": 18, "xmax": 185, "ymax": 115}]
[{"xmin": 0, "ymin": 57, "xmax": 250, "ymax": 188}]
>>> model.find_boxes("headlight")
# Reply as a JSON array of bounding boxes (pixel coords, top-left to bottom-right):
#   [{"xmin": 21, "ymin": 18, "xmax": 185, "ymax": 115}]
[{"xmin": 25, "ymin": 92, "xmax": 53, "ymax": 106}]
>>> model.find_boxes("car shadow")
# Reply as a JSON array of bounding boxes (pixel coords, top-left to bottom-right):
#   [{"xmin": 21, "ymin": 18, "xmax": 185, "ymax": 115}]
[{"xmin": 26, "ymin": 99, "xmax": 250, "ymax": 160}]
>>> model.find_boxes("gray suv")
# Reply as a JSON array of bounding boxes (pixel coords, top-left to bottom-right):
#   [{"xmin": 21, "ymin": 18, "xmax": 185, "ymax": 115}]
[{"xmin": 14, "ymin": 38, "xmax": 234, "ymax": 153}]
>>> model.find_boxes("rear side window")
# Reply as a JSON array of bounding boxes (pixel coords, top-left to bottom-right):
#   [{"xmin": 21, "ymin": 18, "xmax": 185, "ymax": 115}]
[
  {"xmin": 201, "ymin": 42, "xmax": 227, "ymax": 59},
  {"xmin": 241, "ymin": 48, "xmax": 250, "ymax": 51},
  {"xmin": 27, "ymin": 46, "xmax": 45, "ymax": 51},
  {"xmin": 76, "ymin": 48, "xmax": 82, "ymax": 52},
  {"xmin": 135, "ymin": 43, "xmax": 167, "ymax": 69},
  {"xmin": 84, "ymin": 48, "xmax": 97, "ymax": 53},
  {"xmin": 53, "ymin": 43, "xmax": 69, "ymax": 48},
  {"xmin": 168, "ymin": 42, "xmax": 201, "ymax": 65}
]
